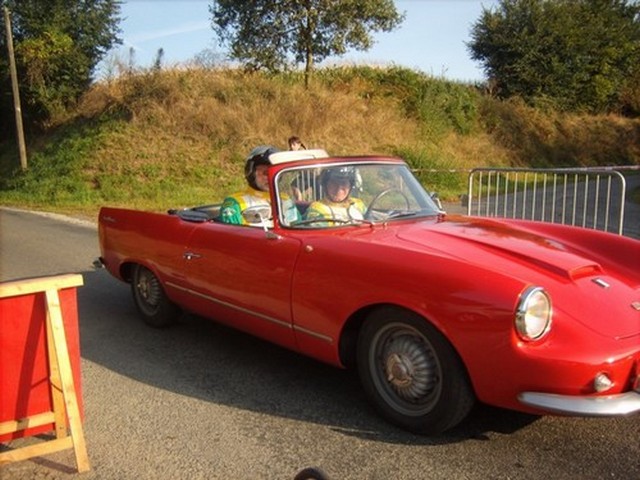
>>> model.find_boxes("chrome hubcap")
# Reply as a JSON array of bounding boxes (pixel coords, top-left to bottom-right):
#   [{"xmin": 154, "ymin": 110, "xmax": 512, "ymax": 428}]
[
  {"xmin": 381, "ymin": 334, "xmax": 438, "ymax": 403},
  {"xmin": 386, "ymin": 353, "xmax": 413, "ymax": 386},
  {"xmin": 137, "ymin": 269, "xmax": 161, "ymax": 309}
]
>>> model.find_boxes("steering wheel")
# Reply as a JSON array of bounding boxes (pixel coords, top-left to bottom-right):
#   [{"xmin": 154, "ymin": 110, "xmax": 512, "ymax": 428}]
[{"xmin": 365, "ymin": 188, "xmax": 411, "ymax": 219}]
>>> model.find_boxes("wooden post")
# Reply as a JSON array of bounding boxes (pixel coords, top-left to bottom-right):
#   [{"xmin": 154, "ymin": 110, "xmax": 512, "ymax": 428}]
[
  {"xmin": 3, "ymin": 6, "xmax": 28, "ymax": 170},
  {"xmin": 43, "ymin": 287, "xmax": 90, "ymax": 472},
  {"xmin": 0, "ymin": 274, "xmax": 89, "ymax": 473}
]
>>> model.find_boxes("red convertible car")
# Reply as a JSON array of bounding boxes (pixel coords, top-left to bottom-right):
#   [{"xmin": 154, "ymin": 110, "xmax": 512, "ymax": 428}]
[{"xmin": 98, "ymin": 150, "xmax": 640, "ymax": 434}]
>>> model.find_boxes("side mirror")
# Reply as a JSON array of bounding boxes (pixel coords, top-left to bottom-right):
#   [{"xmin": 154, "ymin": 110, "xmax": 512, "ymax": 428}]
[
  {"xmin": 242, "ymin": 206, "xmax": 277, "ymax": 235},
  {"xmin": 242, "ymin": 205, "xmax": 271, "ymax": 224}
]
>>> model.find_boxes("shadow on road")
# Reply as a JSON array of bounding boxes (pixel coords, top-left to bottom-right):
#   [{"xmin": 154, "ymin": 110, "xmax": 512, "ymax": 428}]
[{"xmin": 77, "ymin": 269, "xmax": 539, "ymax": 446}]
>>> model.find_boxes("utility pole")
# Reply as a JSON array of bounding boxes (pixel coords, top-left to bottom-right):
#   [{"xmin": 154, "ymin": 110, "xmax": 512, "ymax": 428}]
[{"xmin": 4, "ymin": 6, "xmax": 27, "ymax": 170}]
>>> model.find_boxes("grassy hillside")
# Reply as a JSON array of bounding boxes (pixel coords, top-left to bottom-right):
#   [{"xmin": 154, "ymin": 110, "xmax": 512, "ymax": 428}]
[{"xmin": 1, "ymin": 66, "xmax": 638, "ymax": 218}]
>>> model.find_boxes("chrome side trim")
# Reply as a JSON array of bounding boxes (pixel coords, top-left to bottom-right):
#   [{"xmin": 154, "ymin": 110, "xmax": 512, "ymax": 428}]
[
  {"xmin": 166, "ymin": 281, "xmax": 335, "ymax": 344},
  {"xmin": 293, "ymin": 325, "xmax": 333, "ymax": 343},
  {"xmin": 166, "ymin": 281, "xmax": 291, "ymax": 330},
  {"xmin": 519, "ymin": 391, "xmax": 640, "ymax": 416}
]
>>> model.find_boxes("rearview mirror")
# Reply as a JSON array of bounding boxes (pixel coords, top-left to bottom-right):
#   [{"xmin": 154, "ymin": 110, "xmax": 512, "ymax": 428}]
[{"xmin": 430, "ymin": 192, "xmax": 444, "ymax": 212}]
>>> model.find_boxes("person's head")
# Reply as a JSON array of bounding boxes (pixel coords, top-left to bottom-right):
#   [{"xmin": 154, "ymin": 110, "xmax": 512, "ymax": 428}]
[
  {"xmin": 321, "ymin": 166, "xmax": 356, "ymax": 203},
  {"xmin": 245, "ymin": 146, "xmax": 279, "ymax": 191},
  {"xmin": 288, "ymin": 136, "xmax": 305, "ymax": 151}
]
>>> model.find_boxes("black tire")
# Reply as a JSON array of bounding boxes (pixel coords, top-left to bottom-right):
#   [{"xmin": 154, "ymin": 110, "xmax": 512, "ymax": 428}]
[
  {"xmin": 131, "ymin": 264, "xmax": 180, "ymax": 328},
  {"xmin": 357, "ymin": 307, "xmax": 475, "ymax": 434}
]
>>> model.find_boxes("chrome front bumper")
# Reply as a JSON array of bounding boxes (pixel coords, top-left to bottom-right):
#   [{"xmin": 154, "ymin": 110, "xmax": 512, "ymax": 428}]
[{"xmin": 519, "ymin": 391, "xmax": 640, "ymax": 416}]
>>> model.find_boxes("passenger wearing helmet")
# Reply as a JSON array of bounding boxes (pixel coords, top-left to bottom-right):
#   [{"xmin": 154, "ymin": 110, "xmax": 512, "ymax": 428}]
[
  {"xmin": 304, "ymin": 166, "xmax": 366, "ymax": 225},
  {"xmin": 220, "ymin": 146, "xmax": 300, "ymax": 226}
]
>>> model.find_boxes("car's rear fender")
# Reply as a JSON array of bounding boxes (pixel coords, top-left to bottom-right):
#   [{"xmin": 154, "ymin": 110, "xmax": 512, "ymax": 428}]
[{"xmin": 99, "ymin": 206, "xmax": 196, "ymax": 291}]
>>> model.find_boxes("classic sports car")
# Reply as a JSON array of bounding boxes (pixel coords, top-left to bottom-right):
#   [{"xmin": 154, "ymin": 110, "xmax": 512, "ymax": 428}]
[{"xmin": 98, "ymin": 150, "xmax": 640, "ymax": 434}]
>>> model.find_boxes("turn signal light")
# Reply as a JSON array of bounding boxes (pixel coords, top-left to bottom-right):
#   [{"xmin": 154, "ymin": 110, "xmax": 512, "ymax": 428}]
[{"xmin": 593, "ymin": 373, "xmax": 614, "ymax": 393}]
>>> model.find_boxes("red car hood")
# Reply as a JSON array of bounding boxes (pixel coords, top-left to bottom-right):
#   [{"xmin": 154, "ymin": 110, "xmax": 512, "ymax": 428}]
[
  {"xmin": 394, "ymin": 216, "xmax": 640, "ymax": 339},
  {"xmin": 398, "ymin": 217, "xmax": 603, "ymax": 279}
]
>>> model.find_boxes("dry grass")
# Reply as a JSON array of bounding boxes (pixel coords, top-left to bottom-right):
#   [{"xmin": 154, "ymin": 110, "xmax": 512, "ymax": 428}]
[
  {"xmin": 80, "ymin": 68, "xmax": 419, "ymax": 153},
  {"xmin": 73, "ymin": 67, "xmax": 428, "ymax": 207}
]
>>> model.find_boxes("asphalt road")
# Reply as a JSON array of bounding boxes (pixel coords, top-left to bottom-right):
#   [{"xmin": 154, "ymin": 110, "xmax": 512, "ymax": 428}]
[{"xmin": 1, "ymin": 207, "xmax": 639, "ymax": 480}]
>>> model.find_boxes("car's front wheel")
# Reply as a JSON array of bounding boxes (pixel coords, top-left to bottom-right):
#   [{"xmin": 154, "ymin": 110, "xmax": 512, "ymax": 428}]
[
  {"xmin": 131, "ymin": 264, "xmax": 180, "ymax": 328},
  {"xmin": 357, "ymin": 307, "xmax": 475, "ymax": 434}
]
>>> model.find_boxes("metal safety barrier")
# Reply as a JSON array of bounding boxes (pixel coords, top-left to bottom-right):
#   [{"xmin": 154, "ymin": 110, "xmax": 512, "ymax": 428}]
[{"xmin": 467, "ymin": 168, "xmax": 627, "ymax": 235}]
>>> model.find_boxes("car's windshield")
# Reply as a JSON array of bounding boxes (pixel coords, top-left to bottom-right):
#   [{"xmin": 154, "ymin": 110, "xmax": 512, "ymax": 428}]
[{"xmin": 275, "ymin": 162, "xmax": 441, "ymax": 228}]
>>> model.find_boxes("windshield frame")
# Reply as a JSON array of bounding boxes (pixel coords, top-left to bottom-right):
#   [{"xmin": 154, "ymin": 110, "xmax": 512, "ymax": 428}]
[{"xmin": 273, "ymin": 159, "xmax": 441, "ymax": 229}]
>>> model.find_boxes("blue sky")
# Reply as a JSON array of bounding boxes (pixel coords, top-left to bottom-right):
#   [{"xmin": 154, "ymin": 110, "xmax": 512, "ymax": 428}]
[{"xmin": 101, "ymin": 0, "xmax": 499, "ymax": 82}]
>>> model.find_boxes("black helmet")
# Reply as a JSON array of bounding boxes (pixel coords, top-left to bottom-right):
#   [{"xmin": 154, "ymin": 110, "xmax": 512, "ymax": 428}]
[
  {"xmin": 320, "ymin": 166, "xmax": 357, "ymax": 189},
  {"xmin": 244, "ymin": 145, "xmax": 279, "ymax": 190}
]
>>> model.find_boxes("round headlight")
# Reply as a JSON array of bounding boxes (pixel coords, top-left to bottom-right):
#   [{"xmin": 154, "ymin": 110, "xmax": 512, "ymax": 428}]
[{"xmin": 515, "ymin": 286, "xmax": 552, "ymax": 341}]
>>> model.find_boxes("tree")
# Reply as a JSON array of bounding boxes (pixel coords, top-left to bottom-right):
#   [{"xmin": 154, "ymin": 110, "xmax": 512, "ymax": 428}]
[
  {"xmin": 210, "ymin": 0, "xmax": 404, "ymax": 86},
  {"xmin": 468, "ymin": 0, "xmax": 640, "ymax": 113},
  {"xmin": 0, "ymin": 0, "xmax": 121, "ymax": 131}
]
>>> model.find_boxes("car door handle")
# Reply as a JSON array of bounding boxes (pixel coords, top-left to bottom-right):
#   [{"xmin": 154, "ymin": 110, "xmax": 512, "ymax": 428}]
[{"xmin": 183, "ymin": 252, "xmax": 202, "ymax": 260}]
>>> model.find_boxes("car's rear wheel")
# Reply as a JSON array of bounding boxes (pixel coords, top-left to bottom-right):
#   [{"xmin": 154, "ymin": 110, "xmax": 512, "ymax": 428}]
[
  {"xmin": 131, "ymin": 264, "xmax": 180, "ymax": 328},
  {"xmin": 357, "ymin": 307, "xmax": 475, "ymax": 434}
]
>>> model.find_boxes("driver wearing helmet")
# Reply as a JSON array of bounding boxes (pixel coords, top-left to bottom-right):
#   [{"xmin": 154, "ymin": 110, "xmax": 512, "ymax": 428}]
[
  {"xmin": 304, "ymin": 166, "xmax": 366, "ymax": 224},
  {"xmin": 220, "ymin": 146, "xmax": 300, "ymax": 226}
]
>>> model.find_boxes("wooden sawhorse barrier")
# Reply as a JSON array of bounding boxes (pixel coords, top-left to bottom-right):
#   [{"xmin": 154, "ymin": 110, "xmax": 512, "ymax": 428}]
[{"xmin": 0, "ymin": 274, "xmax": 90, "ymax": 473}]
